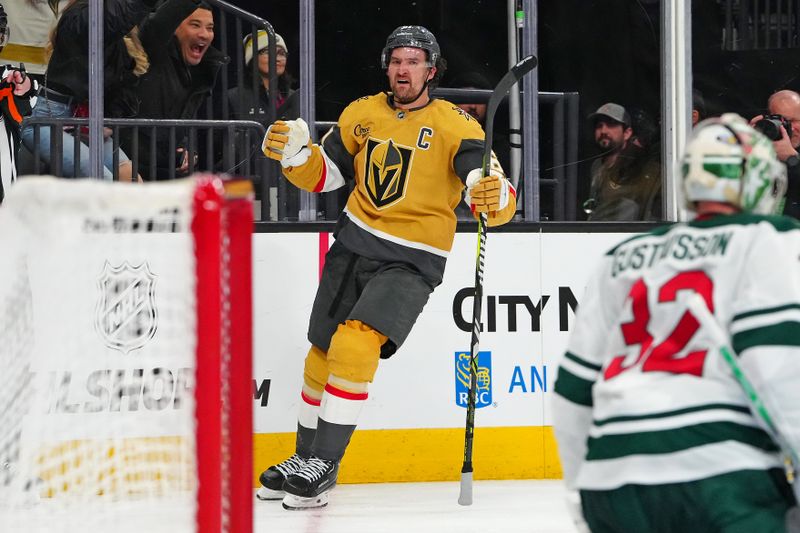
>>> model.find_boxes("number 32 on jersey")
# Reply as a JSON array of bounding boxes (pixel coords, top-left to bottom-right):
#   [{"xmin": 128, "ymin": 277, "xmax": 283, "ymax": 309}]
[{"xmin": 604, "ymin": 270, "xmax": 714, "ymax": 380}]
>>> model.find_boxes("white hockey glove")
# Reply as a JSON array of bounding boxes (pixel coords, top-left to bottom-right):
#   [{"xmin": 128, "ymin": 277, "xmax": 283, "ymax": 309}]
[
  {"xmin": 261, "ymin": 118, "xmax": 312, "ymax": 168},
  {"xmin": 464, "ymin": 165, "xmax": 511, "ymax": 213}
]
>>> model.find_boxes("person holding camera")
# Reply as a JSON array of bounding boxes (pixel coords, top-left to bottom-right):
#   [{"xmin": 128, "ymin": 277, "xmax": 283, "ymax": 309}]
[{"xmin": 751, "ymin": 89, "xmax": 800, "ymax": 218}]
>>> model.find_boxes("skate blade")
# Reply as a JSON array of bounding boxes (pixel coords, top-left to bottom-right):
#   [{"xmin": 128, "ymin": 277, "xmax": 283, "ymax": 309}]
[
  {"xmin": 256, "ymin": 486, "xmax": 285, "ymax": 501},
  {"xmin": 281, "ymin": 491, "xmax": 330, "ymax": 510}
]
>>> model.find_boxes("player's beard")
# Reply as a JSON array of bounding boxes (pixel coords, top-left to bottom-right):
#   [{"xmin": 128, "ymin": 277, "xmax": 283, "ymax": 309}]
[{"xmin": 391, "ymin": 78, "xmax": 427, "ymax": 105}]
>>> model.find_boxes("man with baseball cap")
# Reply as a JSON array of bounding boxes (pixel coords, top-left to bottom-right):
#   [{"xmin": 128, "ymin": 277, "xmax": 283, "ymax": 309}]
[
  {"xmin": 588, "ymin": 102, "xmax": 631, "ymax": 128},
  {"xmin": 584, "ymin": 102, "xmax": 661, "ymax": 221}
]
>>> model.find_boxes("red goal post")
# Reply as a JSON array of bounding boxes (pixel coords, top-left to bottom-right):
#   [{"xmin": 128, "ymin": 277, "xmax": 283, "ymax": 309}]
[
  {"xmin": 195, "ymin": 177, "xmax": 253, "ymax": 533},
  {"xmin": 0, "ymin": 175, "xmax": 253, "ymax": 533}
]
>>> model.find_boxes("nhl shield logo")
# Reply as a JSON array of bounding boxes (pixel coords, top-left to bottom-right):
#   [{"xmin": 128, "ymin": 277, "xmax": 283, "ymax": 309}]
[
  {"xmin": 364, "ymin": 137, "xmax": 413, "ymax": 208},
  {"xmin": 95, "ymin": 261, "xmax": 158, "ymax": 354}
]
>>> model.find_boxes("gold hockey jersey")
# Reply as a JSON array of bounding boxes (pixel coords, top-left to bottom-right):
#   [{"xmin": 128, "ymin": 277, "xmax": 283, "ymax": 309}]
[{"xmin": 283, "ymin": 92, "xmax": 514, "ymax": 285}]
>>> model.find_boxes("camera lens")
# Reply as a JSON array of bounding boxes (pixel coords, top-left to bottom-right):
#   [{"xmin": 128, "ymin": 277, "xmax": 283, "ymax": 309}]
[{"xmin": 754, "ymin": 118, "xmax": 783, "ymax": 141}]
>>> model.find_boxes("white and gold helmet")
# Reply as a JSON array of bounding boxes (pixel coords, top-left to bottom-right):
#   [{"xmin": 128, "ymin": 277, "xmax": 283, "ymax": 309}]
[{"xmin": 682, "ymin": 113, "xmax": 787, "ymax": 215}]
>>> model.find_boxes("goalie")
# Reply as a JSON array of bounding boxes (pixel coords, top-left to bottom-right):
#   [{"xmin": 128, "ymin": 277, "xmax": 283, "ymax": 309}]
[
  {"xmin": 553, "ymin": 114, "xmax": 800, "ymax": 532},
  {"xmin": 257, "ymin": 25, "xmax": 515, "ymax": 510}
]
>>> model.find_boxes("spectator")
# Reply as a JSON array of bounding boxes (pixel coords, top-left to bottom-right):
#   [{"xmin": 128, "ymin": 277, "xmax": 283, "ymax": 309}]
[
  {"xmin": 583, "ymin": 102, "xmax": 661, "ymax": 221},
  {"xmin": 628, "ymin": 106, "xmax": 662, "ymax": 218},
  {"xmin": 227, "ymin": 29, "xmax": 299, "ymax": 124},
  {"xmin": 692, "ymin": 88, "xmax": 707, "ymax": 126},
  {"xmin": 120, "ymin": 0, "xmax": 226, "ymax": 181},
  {"xmin": 553, "ymin": 114, "xmax": 797, "ymax": 533},
  {"xmin": 255, "ymin": 25, "xmax": 516, "ymax": 510},
  {"xmin": 0, "ymin": 3, "xmax": 38, "ymax": 203},
  {"xmin": 750, "ymin": 89, "xmax": 800, "ymax": 218},
  {"xmin": 0, "ymin": 0, "xmax": 68, "ymax": 85},
  {"xmin": 20, "ymin": 0, "xmax": 153, "ymax": 181},
  {"xmin": 449, "ymin": 71, "xmax": 489, "ymax": 122},
  {"xmin": 628, "ymin": 106, "xmax": 658, "ymax": 151},
  {"xmin": 224, "ymin": 29, "xmax": 298, "ymax": 179}
]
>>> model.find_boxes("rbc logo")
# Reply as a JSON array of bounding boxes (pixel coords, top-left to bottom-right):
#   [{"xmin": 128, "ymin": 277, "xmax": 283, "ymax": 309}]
[{"xmin": 455, "ymin": 351, "xmax": 492, "ymax": 409}]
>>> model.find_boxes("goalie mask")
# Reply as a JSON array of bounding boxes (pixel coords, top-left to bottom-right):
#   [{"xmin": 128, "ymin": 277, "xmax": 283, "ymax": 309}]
[
  {"xmin": 0, "ymin": 3, "xmax": 8, "ymax": 53},
  {"xmin": 682, "ymin": 113, "xmax": 787, "ymax": 215},
  {"xmin": 380, "ymin": 25, "xmax": 440, "ymax": 69}
]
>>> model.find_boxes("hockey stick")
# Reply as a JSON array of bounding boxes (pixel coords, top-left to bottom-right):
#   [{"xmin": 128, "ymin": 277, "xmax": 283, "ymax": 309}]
[
  {"xmin": 686, "ymin": 294, "xmax": 799, "ymax": 486},
  {"xmin": 458, "ymin": 54, "xmax": 537, "ymax": 507}
]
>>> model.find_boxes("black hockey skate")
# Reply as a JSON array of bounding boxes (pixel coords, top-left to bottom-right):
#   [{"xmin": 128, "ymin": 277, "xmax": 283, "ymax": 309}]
[
  {"xmin": 281, "ymin": 456, "xmax": 339, "ymax": 510},
  {"xmin": 255, "ymin": 454, "xmax": 307, "ymax": 501}
]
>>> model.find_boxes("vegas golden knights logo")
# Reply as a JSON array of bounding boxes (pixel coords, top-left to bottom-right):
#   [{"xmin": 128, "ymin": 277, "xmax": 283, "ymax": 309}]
[{"xmin": 364, "ymin": 138, "xmax": 413, "ymax": 208}]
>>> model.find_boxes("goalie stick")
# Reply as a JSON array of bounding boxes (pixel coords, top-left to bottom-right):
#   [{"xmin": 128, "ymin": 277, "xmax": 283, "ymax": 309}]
[
  {"xmin": 458, "ymin": 54, "xmax": 537, "ymax": 507},
  {"xmin": 686, "ymin": 294, "xmax": 798, "ymax": 489}
]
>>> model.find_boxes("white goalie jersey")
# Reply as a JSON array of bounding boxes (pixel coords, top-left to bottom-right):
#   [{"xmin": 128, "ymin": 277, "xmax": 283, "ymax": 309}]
[{"xmin": 553, "ymin": 213, "xmax": 800, "ymax": 492}]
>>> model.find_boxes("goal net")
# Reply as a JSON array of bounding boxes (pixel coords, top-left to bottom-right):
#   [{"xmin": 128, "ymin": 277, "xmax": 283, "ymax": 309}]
[{"xmin": 0, "ymin": 176, "xmax": 253, "ymax": 533}]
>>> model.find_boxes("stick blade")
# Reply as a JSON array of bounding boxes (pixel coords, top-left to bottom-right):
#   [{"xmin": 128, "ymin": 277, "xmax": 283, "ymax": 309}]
[
  {"xmin": 482, "ymin": 54, "xmax": 538, "ymax": 171},
  {"xmin": 458, "ymin": 471, "xmax": 473, "ymax": 506},
  {"xmin": 510, "ymin": 54, "xmax": 538, "ymax": 80}
]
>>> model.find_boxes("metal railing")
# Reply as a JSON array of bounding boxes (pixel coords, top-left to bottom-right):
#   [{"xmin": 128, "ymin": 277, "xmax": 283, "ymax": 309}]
[
  {"xmin": 21, "ymin": 116, "xmax": 301, "ymax": 221},
  {"xmin": 21, "ymin": 92, "xmax": 578, "ymax": 222},
  {"xmin": 429, "ymin": 88, "xmax": 580, "ymax": 221},
  {"xmin": 204, "ymin": 0, "xmax": 291, "ymax": 127},
  {"xmin": 723, "ymin": 0, "xmax": 800, "ymax": 50}
]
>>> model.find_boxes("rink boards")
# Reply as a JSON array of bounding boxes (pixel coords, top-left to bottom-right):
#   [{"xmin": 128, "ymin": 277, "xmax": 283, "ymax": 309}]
[{"xmin": 253, "ymin": 230, "xmax": 629, "ymax": 484}]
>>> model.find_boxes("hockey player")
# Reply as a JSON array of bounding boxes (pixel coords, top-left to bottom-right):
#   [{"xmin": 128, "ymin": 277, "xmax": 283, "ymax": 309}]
[
  {"xmin": 258, "ymin": 25, "xmax": 516, "ymax": 510},
  {"xmin": 553, "ymin": 114, "xmax": 800, "ymax": 532},
  {"xmin": 0, "ymin": 3, "xmax": 37, "ymax": 204}
]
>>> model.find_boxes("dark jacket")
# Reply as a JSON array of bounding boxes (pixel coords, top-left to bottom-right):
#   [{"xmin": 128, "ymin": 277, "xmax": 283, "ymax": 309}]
[
  {"xmin": 785, "ymin": 162, "xmax": 800, "ymax": 219},
  {"xmin": 45, "ymin": 0, "xmax": 156, "ymax": 117},
  {"xmin": 120, "ymin": 0, "xmax": 227, "ymax": 179},
  {"xmin": 224, "ymin": 76, "xmax": 299, "ymax": 169},
  {"xmin": 226, "ymin": 77, "xmax": 299, "ymax": 124},
  {"xmin": 587, "ymin": 142, "xmax": 662, "ymax": 221}
]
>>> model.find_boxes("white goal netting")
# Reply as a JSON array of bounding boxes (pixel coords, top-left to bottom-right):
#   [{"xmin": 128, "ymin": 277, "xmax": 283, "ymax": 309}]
[{"xmin": 0, "ymin": 176, "xmax": 252, "ymax": 533}]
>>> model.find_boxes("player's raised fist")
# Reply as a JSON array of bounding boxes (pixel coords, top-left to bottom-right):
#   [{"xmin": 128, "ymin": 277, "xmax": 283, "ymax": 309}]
[{"xmin": 262, "ymin": 118, "xmax": 311, "ymax": 168}]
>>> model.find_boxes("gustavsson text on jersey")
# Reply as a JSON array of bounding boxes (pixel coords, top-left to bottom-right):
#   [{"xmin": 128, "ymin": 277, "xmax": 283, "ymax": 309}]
[{"xmin": 611, "ymin": 230, "xmax": 733, "ymax": 277}]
